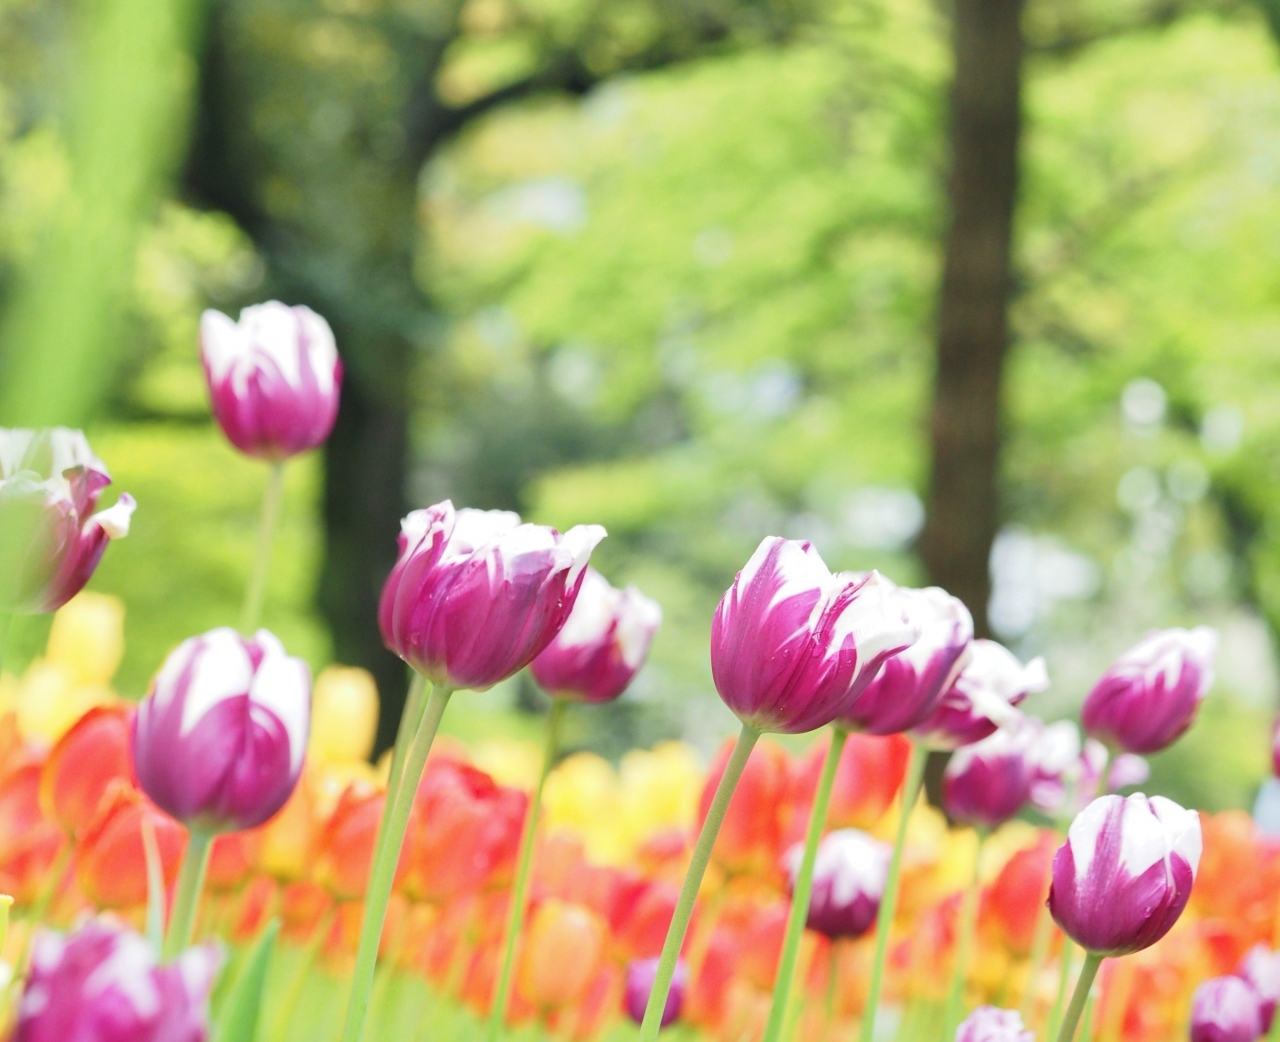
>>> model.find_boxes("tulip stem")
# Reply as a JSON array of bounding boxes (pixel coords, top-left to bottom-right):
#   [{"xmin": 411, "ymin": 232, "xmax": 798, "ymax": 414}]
[
  {"xmin": 487, "ymin": 697, "xmax": 567, "ymax": 1042},
  {"xmin": 943, "ymin": 829, "xmax": 986, "ymax": 1037},
  {"xmin": 380, "ymin": 672, "xmax": 427, "ymax": 852},
  {"xmin": 859, "ymin": 738, "xmax": 927, "ymax": 1042},
  {"xmin": 165, "ymin": 828, "xmax": 213, "ymax": 959},
  {"xmin": 341, "ymin": 680, "xmax": 451, "ymax": 1042},
  {"xmin": 1056, "ymin": 952, "xmax": 1102, "ymax": 1042},
  {"xmin": 240, "ymin": 459, "xmax": 285, "ymax": 634},
  {"xmin": 762, "ymin": 726, "xmax": 848, "ymax": 1042},
  {"xmin": 638, "ymin": 721, "xmax": 760, "ymax": 1042}
]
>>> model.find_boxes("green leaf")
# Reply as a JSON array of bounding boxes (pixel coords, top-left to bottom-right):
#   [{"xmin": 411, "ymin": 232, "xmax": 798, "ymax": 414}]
[{"xmin": 214, "ymin": 919, "xmax": 280, "ymax": 1042}]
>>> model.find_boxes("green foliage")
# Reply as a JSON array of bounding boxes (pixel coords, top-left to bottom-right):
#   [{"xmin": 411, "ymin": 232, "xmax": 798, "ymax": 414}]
[{"xmin": 215, "ymin": 920, "xmax": 281, "ymax": 1042}]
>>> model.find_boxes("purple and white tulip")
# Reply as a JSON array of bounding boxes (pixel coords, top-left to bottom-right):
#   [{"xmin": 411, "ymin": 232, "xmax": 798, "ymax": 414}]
[
  {"xmin": 16, "ymin": 919, "xmax": 220, "ymax": 1042},
  {"xmin": 529, "ymin": 568, "xmax": 662, "ymax": 703},
  {"xmin": 1238, "ymin": 945, "xmax": 1280, "ymax": 1032},
  {"xmin": 1028, "ymin": 721, "xmax": 1149, "ymax": 818},
  {"xmin": 201, "ymin": 302, "xmax": 343, "ymax": 460},
  {"xmin": 378, "ymin": 501, "xmax": 605, "ymax": 691},
  {"xmin": 783, "ymin": 828, "xmax": 890, "ymax": 939},
  {"xmin": 1082, "ymin": 627, "xmax": 1218, "ymax": 755},
  {"xmin": 942, "ymin": 722, "xmax": 1037, "ymax": 831},
  {"xmin": 838, "ymin": 584, "xmax": 973, "ymax": 735},
  {"xmin": 912, "ymin": 640, "xmax": 1048, "ymax": 751},
  {"xmin": 710, "ymin": 538, "xmax": 920, "ymax": 735},
  {"xmin": 133, "ymin": 628, "xmax": 310, "ymax": 832},
  {"xmin": 954, "ymin": 1006, "xmax": 1035, "ymax": 1042},
  {"xmin": 0, "ymin": 428, "xmax": 134, "ymax": 614},
  {"xmin": 624, "ymin": 957, "xmax": 688, "ymax": 1029},
  {"xmin": 1048, "ymin": 793, "xmax": 1201, "ymax": 956},
  {"xmin": 1190, "ymin": 976, "xmax": 1265, "ymax": 1042}
]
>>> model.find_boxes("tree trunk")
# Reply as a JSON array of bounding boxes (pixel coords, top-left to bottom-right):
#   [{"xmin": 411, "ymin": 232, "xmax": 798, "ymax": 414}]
[{"xmin": 919, "ymin": 0, "xmax": 1025, "ymax": 800}]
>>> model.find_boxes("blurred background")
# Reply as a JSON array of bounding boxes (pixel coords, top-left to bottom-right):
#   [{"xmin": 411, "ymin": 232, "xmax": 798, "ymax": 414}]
[{"xmin": 2, "ymin": 0, "xmax": 1279, "ymax": 813}]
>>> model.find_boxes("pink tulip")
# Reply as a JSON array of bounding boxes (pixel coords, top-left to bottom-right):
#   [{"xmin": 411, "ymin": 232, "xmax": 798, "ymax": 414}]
[
  {"xmin": 942, "ymin": 722, "xmax": 1036, "ymax": 830},
  {"xmin": 0, "ymin": 428, "xmax": 134, "ymax": 614},
  {"xmin": 530, "ymin": 568, "xmax": 662, "ymax": 703},
  {"xmin": 201, "ymin": 301, "xmax": 342, "ymax": 460},
  {"xmin": 15, "ymin": 918, "xmax": 219, "ymax": 1042},
  {"xmin": 783, "ymin": 828, "xmax": 889, "ymax": 939},
  {"xmin": 378, "ymin": 501, "xmax": 605, "ymax": 690},
  {"xmin": 1082, "ymin": 627, "xmax": 1217, "ymax": 754},
  {"xmin": 913, "ymin": 639, "xmax": 1048, "ymax": 751},
  {"xmin": 1238, "ymin": 944, "xmax": 1280, "ymax": 1032},
  {"xmin": 710, "ymin": 538, "xmax": 919, "ymax": 734},
  {"xmin": 1048, "ymin": 793, "xmax": 1201, "ymax": 956},
  {"xmin": 1190, "ymin": 976, "xmax": 1264, "ymax": 1042},
  {"xmin": 133, "ymin": 628, "xmax": 310, "ymax": 831},
  {"xmin": 1028, "ymin": 721, "xmax": 1148, "ymax": 818},
  {"xmin": 838, "ymin": 584, "xmax": 973, "ymax": 735},
  {"xmin": 954, "ymin": 1007, "xmax": 1034, "ymax": 1042},
  {"xmin": 625, "ymin": 957, "xmax": 687, "ymax": 1028}
]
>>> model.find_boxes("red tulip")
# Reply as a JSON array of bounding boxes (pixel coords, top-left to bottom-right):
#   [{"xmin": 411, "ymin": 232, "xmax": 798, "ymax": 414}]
[
  {"xmin": 76, "ymin": 782, "xmax": 185, "ymax": 910},
  {"xmin": 40, "ymin": 704, "xmax": 133, "ymax": 838},
  {"xmin": 699, "ymin": 738, "xmax": 795, "ymax": 879},
  {"xmin": 0, "ymin": 753, "xmax": 65, "ymax": 904}
]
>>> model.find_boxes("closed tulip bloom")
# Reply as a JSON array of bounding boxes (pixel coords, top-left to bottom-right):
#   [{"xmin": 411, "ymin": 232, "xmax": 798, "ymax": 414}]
[
  {"xmin": 0, "ymin": 429, "xmax": 134, "ymax": 614},
  {"xmin": 1190, "ymin": 977, "xmax": 1264, "ymax": 1042},
  {"xmin": 784, "ymin": 828, "xmax": 890, "ymax": 939},
  {"xmin": 954, "ymin": 1006, "xmax": 1034, "ymax": 1042},
  {"xmin": 309, "ymin": 666, "xmax": 379, "ymax": 766},
  {"xmin": 913, "ymin": 640, "xmax": 1048, "ymax": 751},
  {"xmin": 984, "ymin": 831, "xmax": 1056, "ymax": 956},
  {"xmin": 1049, "ymin": 793, "xmax": 1201, "ymax": 956},
  {"xmin": 1028, "ymin": 722, "xmax": 1149, "ymax": 818},
  {"xmin": 40, "ymin": 704, "xmax": 133, "ymax": 837},
  {"xmin": 315, "ymin": 782, "xmax": 385, "ymax": 901},
  {"xmin": 0, "ymin": 756, "xmax": 65, "ymax": 904},
  {"xmin": 710, "ymin": 538, "xmax": 919, "ymax": 734},
  {"xmin": 943, "ymin": 723, "xmax": 1036, "ymax": 830},
  {"xmin": 625, "ymin": 957, "xmax": 689, "ymax": 1028},
  {"xmin": 1238, "ymin": 945, "xmax": 1280, "ymax": 1032},
  {"xmin": 530, "ymin": 568, "xmax": 662, "ymax": 703},
  {"xmin": 518, "ymin": 899, "xmax": 607, "ymax": 1010},
  {"xmin": 1082, "ymin": 627, "xmax": 1217, "ymax": 755},
  {"xmin": 16, "ymin": 919, "xmax": 220, "ymax": 1042},
  {"xmin": 379, "ymin": 501, "xmax": 605, "ymax": 690},
  {"xmin": 133, "ymin": 628, "xmax": 310, "ymax": 831},
  {"xmin": 840, "ymin": 584, "xmax": 973, "ymax": 735},
  {"xmin": 200, "ymin": 301, "xmax": 342, "ymax": 460},
  {"xmin": 77, "ymin": 784, "xmax": 186, "ymax": 910}
]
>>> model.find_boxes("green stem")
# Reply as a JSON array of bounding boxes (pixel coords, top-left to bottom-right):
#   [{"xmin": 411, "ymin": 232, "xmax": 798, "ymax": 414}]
[
  {"xmin": 1056, "ymin": 952, "xmax": 1103, "ymax": 1042},
  {"xmin": 487, "ymin": 698, "xmax": 567, "ymax": 1040},
  {"xmin": 340, "ymin": 681, "xmax": 451, "ymax": 1042},
  {"xmin": 1268, "ymin": 980, "xmax": 1280, "ymax": 1042},
  {"xmin": 164, "ymin": 829, "xmax": 213, "ymax": 958},
  {"xmin": 943, "ymin": 830, "xmax": 985, "ymax": 1037},
  {"xmin": 240, "ymin": 459, "xmax": 285, "ymax": 634},
  {"xmin": 1019, "ymin": 894, "xmax": 1055, "ymax": 1018},
  {"xmin": 763, "ymin": 726, "xmax": 848, "ymax": 1042},
  {"xmin": 268, "ymin": 909, "xmax": 335, "ymax": 1042},
  {"xmin": 1048, "ymin": 940, "xmax": 1076, "ymax": 1040},
  {"xmin": 374, "ymin": 672, "xmax": 426, "ymax": 868},
  {"xmin": 859, "ymin": 739, "xmax": 927, "ymax": 1042},
  {"xmin": 638, "ymin": 722, "xmax": 760, "ymax": 1042}
]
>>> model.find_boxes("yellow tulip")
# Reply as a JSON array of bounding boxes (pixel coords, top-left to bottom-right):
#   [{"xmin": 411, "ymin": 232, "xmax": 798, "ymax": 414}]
[
  {"xmin": 45, "ymin": 592, "xmax": 125, "ymax": 687},
  {"xmin": 15, "ymin": 659, "xmax": 111, "ymax": 745},
  {"xmin": 543, "ymin": 752, "xmax": 631, "ymax": 863},
  {"xmin": 308, "ymin": 665, "xmax": 379, "ymax": 766},
  {"xmin": 618, "ymin": 741, "xmax": 702, "ymax": 841},
  {"xmin": 470, "ymin": 737, "xmax": 543, "ymax": 790}
]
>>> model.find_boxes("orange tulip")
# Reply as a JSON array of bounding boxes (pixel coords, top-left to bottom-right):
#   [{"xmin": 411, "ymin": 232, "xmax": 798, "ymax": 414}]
[
  {"xmin": 0, "ymin": 752, "xmax": 64, "ymax": 904},
  {"xmin": 76, "ymin": 781, "xmax": 185, "ymax": 909},
  {"xmin": 517, "ymin": 899, "xmax": 607, "ymax": 1010},
  {"xmin": 797, "ymin": 730, "xmax": 911, "ymax": 832},
  {"xmin": 699, "ymin": 738, "xmax": 794, "ymax": 880},
  {"xmin": 315, "ymin": 783, "xmax": 385, "ymax": 900},
  {"xmin": 615, "ymin": 880, "xmax": 679, "ymax": 960},
  {"xmin": 982, "ymin": 830, "xmax": 1055, "ymax": 956},
  {"xmin": 207, "ymin": 829, "xmax": 263, "ymax": 893},
  {"xmin": 39, "ymin": 705, "xmax": 134, "ymax": 839}
]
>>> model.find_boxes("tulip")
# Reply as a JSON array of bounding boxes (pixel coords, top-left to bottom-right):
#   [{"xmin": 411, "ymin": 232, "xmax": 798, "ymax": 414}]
[
  {"xmin": 1082, "ymin": 627, "xmax": 1218, "ymax": 755},
  {"xmin": 839, "ymin": 584, "xmax": 973, "ymax": 735},
  {"xmin": 983, "ymin": 831, "xmax": 1056, "ymax": 957},
  {"xmin": 0, "ymin": 756, "xmax": 65, "ymax": 905},
  {"xmin": 711, "ymin": 540, "xmax": 919, "ymax": 735},
  {"xmin": 200, "ymin": 301, "xmax": 342, "ymax": 460},
  {"xmin": 315, "ymin": 783, "xmax": 385, "ymax": 901},
  {"xmin": 40, "ymin": 704, "xmax": 133, "ymax": 837},
  {"xmin": 15, "ymin": 918, "xmax": 220, "ymax": 1042},
  {"xmin": 1028, "ymin": 722, "xmax": 1149, "ymax": 819},
  {"xmin": 626, "ymin": 957, "xmax": 689, "ymax": 1028},
  {"xmin": 943, "ymin": 723, "xmax": 1036, "ymax": 831},
  {"xmin": 517, "ymin": 900, "xmax": 607, "ymax": 1010},
  {"xmin": 1238, "ymin": 945, "xmax": 1280, "ymax": 1032},
  {"xmin": 0, "ymin": 428, "xmax": 134, "ymax": 616},
  {"xmin": 912, "ymin": 640, "xmax": 1047, "ymax": 751},
  {"xmin": 801, "ymin": 730, "xmax": 911, "ymax": 832},
  {"xmin": 955, "ymin": 1006, "xmax": 1035, "ymax": 1042},
  {"xmin": 1190, "ymin": 976, "xmax": 1264, "ymax": 1042},
  {"xmin": 783, "ymin": 828, "xmax": 889, "ymax": 939},
  {"xmin": 77, "ymin": 783, "xmax": 186, "ymax": 910},
  {"xmin": 309, "ymin": 666, "xmax": 379, "ymax": 767},
  {"xmin": 699, "ymin": 738, "xmax": 795, "ymax": 879},
  {"xmin": 45, "ymin": 592, "xmax": 125, "ymax": 686}
]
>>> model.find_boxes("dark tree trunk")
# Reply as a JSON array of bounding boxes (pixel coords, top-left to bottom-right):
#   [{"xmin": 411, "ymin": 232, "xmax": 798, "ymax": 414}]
[{"xmin": 919, "ymin": 0, "xmax": 1025, "ymax": 801}]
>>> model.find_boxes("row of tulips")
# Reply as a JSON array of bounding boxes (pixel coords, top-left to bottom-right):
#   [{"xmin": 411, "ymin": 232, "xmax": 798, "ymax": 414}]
[{"xmin": 0, "ymin": 297, "xmax": 1253, "ymax": 1042}]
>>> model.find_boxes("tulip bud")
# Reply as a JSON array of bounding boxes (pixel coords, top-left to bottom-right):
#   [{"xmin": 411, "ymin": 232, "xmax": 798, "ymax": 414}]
[
  {"xmin": 954, "ymin": 1006, "xmax": 1034, "ymax": 1042},
  {"xmin": 378, "ymin": 501, "xmax": 605, "ymax": 691},
  {"xmin": 783, "ymin": 828, "xmax": 889, "ymax": 939},
  {"xmin": 625, "ymin": 957, "xmax": 688, "ymax": 1028},
  {"xmin": 943, "ymin": 723, "xmax": 1036, "ymax": 830},
  {"xmin": 309, "ymin": 666, "xmax": 379, "ymax": 766},
  {"xmin": 15, "ymin": 919, "xmax": 220, "ymax": 1042},
  {"xmin": 1048, "ymin": 793, "xmax": 1201, "ymax": 956},
  {"xmin": 40, "ymin": 704, "xmax": 133, "ymax": 837},
  {"xmin": 200, "ymin": 301, "xmax": 342, "ymax": 460},
  {"xmin": 1190, "ymin": 976, "xmax": 1264, "ymax": 1042},
  {"xmin": 0, "ymin": 428, "xmax": 134, "ymax": 615},
  {"xmin": 77, "ymin": 783, "xmax": 186, "ymax": 910},
  {"xmin": 1082, "ymin": 627, "xmax": 1217, "ymax": 755},
  {"xmin": 1238, "ymin": 945, "xmax": 1280, "ymax": 1032},
  {"xmin": 517, "ymin": 899, "xmax": 607, "ymax": 1010},
  {"xmin": 133, "ymin": 628, "xmax": 310, "ymax": 832},
  {"xmin": 840, "ymin": 584, "xmax": 973, "ymax": 735},
  {"xmin": 913, "ymin": 640, "xmax": 1048, "ymax": 751},
  {"xmin": 530, "ymin": 568, "xmax": 662, "ymax": 703},
  {"xmin": 711, "ymin": 539, "xmax": 920, "ymax": 734}
]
